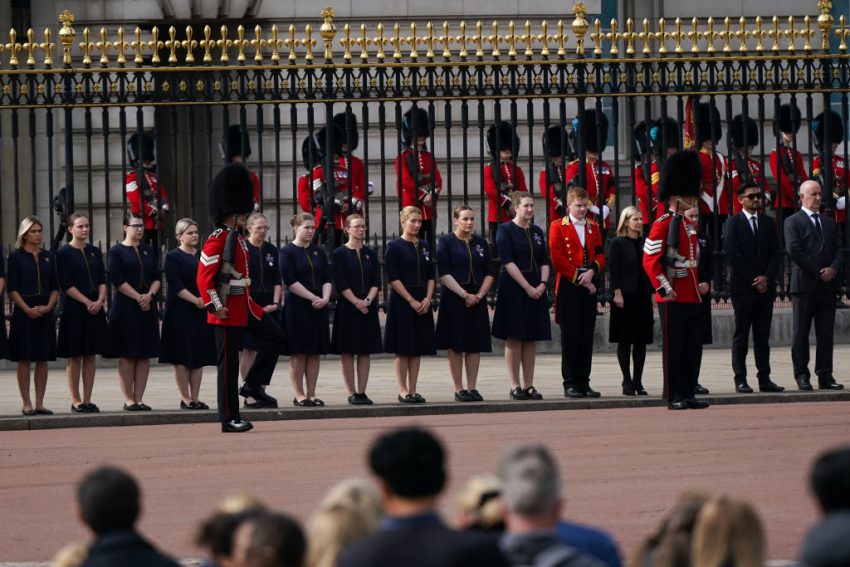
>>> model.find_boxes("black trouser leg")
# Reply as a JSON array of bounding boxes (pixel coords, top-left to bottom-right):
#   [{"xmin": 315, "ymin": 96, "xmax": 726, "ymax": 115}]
[
  {"xmin": 244, "ymin": 313, "xmax": 284, "ymax": 389},
  {"xmin": 617, "ymin": 343, "xmax": 632, "ymax": 384},
  {"xmin": 420, "ymin": 220, "xmax": 434, "ymax": 251},
  {"xmin": 731, "ymin": 293, "xmax": 756, "ymax": 382},
  {"xmin": 558, "ymin": 279, "xmax": 597, "ymax": 390},
  {"xmin": 215, "ymin": 325, "xmax": 245, "ymax": 423},
  {"xmin": 683, "ymin": 304, "xmax": 702, "ymax": 399},
  {"xmin": 632, "ymin": 343, "xmax": 646, "ymax": 386},
  {"xmin": 659, "ymin": 302, "xmax": 701, "ymax": 401},
  {"xmin": 752, "ymin": 293, "xmax": 775, "ymax": 383},
  {"xmin": 489, "ymin": 222, "xmax": 499, "ymax": 247},
  {"xmin": 791, "ymin": 294, "xmax": 815, "ymax": 378},
  {"xmin": 813, "ymin": 291, "xmax": 836, "ymax": 381}
]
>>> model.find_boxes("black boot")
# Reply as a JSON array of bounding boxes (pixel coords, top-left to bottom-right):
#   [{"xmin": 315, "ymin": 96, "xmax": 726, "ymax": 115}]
[
  {"xmin": 633, "ymin": 378, "xmax": 648, "ymax": 396},
  {"xmin": 622, "ymin": 379, "xmax": 636, "ymax": 396}
]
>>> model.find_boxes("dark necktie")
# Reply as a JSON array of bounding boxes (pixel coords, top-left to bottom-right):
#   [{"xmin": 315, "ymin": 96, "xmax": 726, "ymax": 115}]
[
  {"xmin": 812, "ymin": 213, "xmax": 823, "ymax": 239},
  {"xmin": 750, "ymin": 215, "xmax": 758, "ymax": 237}
]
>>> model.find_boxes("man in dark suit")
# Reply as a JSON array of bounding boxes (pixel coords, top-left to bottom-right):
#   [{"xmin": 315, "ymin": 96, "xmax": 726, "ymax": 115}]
[
  {"xmin": 338, "ymin": 427, "xmax": 508, "ymax": 567},
  {"xmin": 723, "ymin": 181, "xmax": 785, "ymax": 393},
  {"xmin": 785, "ymin": 180, "xmax": 845, "ymax": 391}
]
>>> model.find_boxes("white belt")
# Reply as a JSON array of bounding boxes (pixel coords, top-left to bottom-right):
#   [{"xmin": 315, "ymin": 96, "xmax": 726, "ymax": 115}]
[
  {"xmin": 672, "ymin": 260, "xmax": 697, "ymax": 269},
  {"xmin": 229, "ymin": 278, "xmax": 251, "ymax": 288}
]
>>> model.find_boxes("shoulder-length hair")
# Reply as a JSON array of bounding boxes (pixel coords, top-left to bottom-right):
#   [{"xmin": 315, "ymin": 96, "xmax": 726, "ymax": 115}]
[
  {"xmin": 15, "ymin": 215, "xmax": 43, "ymax": 249},
  {"xmin": 616, "ymin": 206, "xmax": 643, "ymax": 237}
]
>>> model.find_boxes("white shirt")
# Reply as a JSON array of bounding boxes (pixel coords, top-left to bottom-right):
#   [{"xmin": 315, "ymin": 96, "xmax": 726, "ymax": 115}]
[
  {"xmin": 800, "ymin": 206, "xmax": 820, "ymax": 228},
  {"xmin": 742, "ymin": 209, "xmax": 758, "ymax": 233},
  {"xmin": 570, "ymin": 214, "xmax": 586, "ymax": 247}
]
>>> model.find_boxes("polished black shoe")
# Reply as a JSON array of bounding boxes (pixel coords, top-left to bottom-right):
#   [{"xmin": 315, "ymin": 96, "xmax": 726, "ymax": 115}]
[
  {"xmin": 510, "ymin": 387, "xmax": 530, "ymax": 400},
  {"xmin": 818, "ymin": 378, "xmax": 845, "ymax": 390},
  {"xmin": 469, "ymin": 389, "xmax": 484, "ymax": 401},
  {"xmin": 348, "ymin": 394, "xmax": 362, "ymax": 405},
  {"xmin": 180, "ymin": 400, "xmax": 196, "ymax": 410},
  {"xmin": 622, "ymin": 381, "xmax": 636, "ymax": 396},
  {"xmin": 221, "ymin": 419, "xmax": 254, "ymax": 433},
  {"xmin": 358, "ymin": 392, "xmax": 374, "ymax": 405},
  {"xmin": 695, "ymin": 384, "xmax": 710, "ymax": 395},
  {"xmin": 667, "ymin": 400, "xmax": 688, "ymax": 410},
  {"xmin": 735, "ymin": 381, "xmax": 754, "ymax": 393},
  {"xmin": 83, "ymin": 403, "xmax": 100, "ymax": 413},
  {"xmin": 239, "ymin": 384, "xmax": 278, "ymax": 408},
  {"xmin": 685, "ymin": 398, "xmax": 710, "ymax": 409},
  {"xmin": 565, "ymin": 387, "xmax": 586, "ymax": 399},
  {"xmin": 634, "ymin": 382, "xmax": 648, "ymax": 395},
  {"xmin": 758, "ymin": 380, "xmax": 785, "ymax": 393},
  {"xmin": 584, "ymin": 387, "xmax": 601, "ymax": 398},
  {"xmin": 795, "ymin": 375, "xmax": 814, "ymax": 391},
  {"xmin": 293, "ymin": 397, "xmax": 315, "ymax": 407},
  {"xmin": 524, "ymin": 386, "xmax": 543, "ymax": 400},
  {"xmin": 454, "ymin": 389, "xmax": 474, "ymax": 402}
]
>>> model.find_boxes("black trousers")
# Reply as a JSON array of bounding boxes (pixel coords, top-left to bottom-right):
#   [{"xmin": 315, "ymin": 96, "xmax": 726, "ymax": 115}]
[
  {"xmin": 420, "ymin": 219, "xmax": 435, "ymax": 252},
  {"xmin": 731, "ymin": 292, "xmax": 775, "ymax": 383},
  {"xmin": 142, "ymin": 228, "xmax": 159, "ymax": 252},
  {"xmin": 215, "ymin": 313, "xmax": 284, "ymax": 422},
  {"xmin": 557, "ymin": 277, "xmax": 597, "ymax": 391},
  {"xmin": 791, "ymin": 291, "xmax": 836, "ymax": 381},
  {"xmin": 658, "ymin": 302, "xmax": 701, "ymax": 401}
]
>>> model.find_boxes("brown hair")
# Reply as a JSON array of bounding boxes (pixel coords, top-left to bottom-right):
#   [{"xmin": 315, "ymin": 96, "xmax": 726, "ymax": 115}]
[
  {"xmin": 453, "ymin": 205, "xmax": 474, "ymax": 219},
  {"xmin": 510, "ymin": 191, "xmax": 533, "ymax": 209},
  {"xmin": 67, "ymin": 212, "xmax": 89, "ymax": 228},
  {"xmin": 291, "ymin": 212, "xmax": 314, "ymax": 230},
  {"xmin": 567, "ymin": 186, "xmax": 589, "ymax": 205}
]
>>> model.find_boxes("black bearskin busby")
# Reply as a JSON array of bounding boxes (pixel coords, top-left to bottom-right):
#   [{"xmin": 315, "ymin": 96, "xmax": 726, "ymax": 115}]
[
  {"xmin": 402, "ymin": 107, "xmax": 430, "ymax": 145},
  {"xmin": 543, "ymin": 125, "xmax": 567, "ymax": 157},
  {"xmin": 316, "ymin": 124, "xmax": 344, "ymax": 158},
  {"xmin": 633, "ymin": 121, "xmax": 651, "ymax": 158},
  {"xmin": 696, "ymin": 102, "xmax": 722, "ymax": 146},
  {"xmin": 730, "ymin": 115, "xmax": 759, "ymax": 149},
  {"xmin": 658, "ymin": 150, "xmax": 702, "ymax": 202},
  {"xmin": 333, "ymin": 110, "xmax": 359, "ymax": 152},
  {"xmin": 573, "ymin": 109, "xmax": 609, "ymax": 153},
  {"xmin": 209, "ymin": 164, "xmax": 255, "ymax": 227},
  {"xmin": 774, "ymin": 103, "xmax": 802, "ymax": 136},
  {"xmin": 487, "ymin": 121, "xmax": 520, "ymax": 157},
  {"xmin": 221, "ymin": 125, "xmax": 251, "ymax": 163},
  {"xmin": 301, "ymin": 133, "xmax": 323, "ymax": 171},
  {"xmin": 127, "ymin": 132, "xmax": 155, "ymax": 168},
  {"xmin": 812, "ymin": 110, "xmax": 846, "ymax": 151},
  {"xmin": 653, "ymin": 118, "xmax": 680, "ymax": 154}
]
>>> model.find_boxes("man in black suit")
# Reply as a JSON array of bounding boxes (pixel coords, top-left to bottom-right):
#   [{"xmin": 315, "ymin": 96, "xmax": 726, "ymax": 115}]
[
  {"xmin": 785, "ymin": 180, "xmax": 846, "ymax": 391},
  {"xmin": 338, "ymin": 427, "xmax": 508, "ymax": 567},
  {"xmin": 723, "ymin": 181, "xmax": 785, "ymax": 393}
]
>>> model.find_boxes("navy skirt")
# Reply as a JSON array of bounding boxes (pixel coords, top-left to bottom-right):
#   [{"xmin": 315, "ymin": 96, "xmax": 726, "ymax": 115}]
[
  {"xmin": 159, "ymin": 298, "xmax": 216, "ymax": 368},
  {"xmin": 8, "ymin": 297, "xmax": 57, "ymax": 362},
  {"xmin": 282, "ymin": 291, "xmax": 329, "ymax": 355},
  {"xmin": 491, "ymin": 272, "xmax": 551, "ymax": 342},
  {"xmin": 330, "ymin": 296, "xmax": 383, "ymax": 355},
  {"xmin": 106, "ymin": 294, "xmax": 160, "ymax": 359},
  {"xmin": 435, "ymin": 284, "xmax": 492, "ymax": 353},
  {"xmin": 384, "ymin": 286, "xmax": 436, "ymax": 356},
  {"xmin": 57, "ymin": 295, "xmax": 108, "ymax": 357}
]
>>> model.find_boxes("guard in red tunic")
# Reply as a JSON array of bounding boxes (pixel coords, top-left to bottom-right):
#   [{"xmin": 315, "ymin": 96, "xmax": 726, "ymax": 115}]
[
  {"xmin": 333, "ymin": 110, "xmax": 369, "ymax": 217},
  {"xmin": 769, "ymin": 103, "xmax": 807, "ymax": 222},
  {"xmin": 549, "ymin": 186, "xmax": 606, "ymax": 399},
  {"xmin": 125, "ymin": 132, "xmax": 170, "ymax": 250},
  {"xmin": 642, "ymin": 151, "xmax": 710, "ymax": 410},
  {"xmin": 540, "ymin": 125, "xmax": 569, "ymax": 226},
  {"xmin": 396, "ymin": 107, "xmax": 442, "ymax": 250},
  {"xmin": 634, "ymin": 118, "xmax": 680, "ymax": 231},
  {"xmin": 221, "ymin": 124, "xmax": 261, "ymax": 211},
  {"xmin": 298, "ymin": 133, "xmax": 327, "ymax": 237},
  {"xmin": 299, "ymin": 125, "xmax": 353, "ymax": 247},
  {"xmin": 728, "ymin": 114, "xmax": 770, "ymax": 216},
  {"xmin": 197, "ymin": 164, "xmax": 285, "ymax": 433},
  {"xmin": 484, "ymin": 121, "xmax": 528, "ymax": 243},
  {"xmin": 812, "ymin": 110, "xmax": 849, "ymax": 229},
  {"xmin": 695, "ymin": 103, "xmax": 727, "ymax": 234},
  {"xmin": 564, "ymin": 110, "xmax": 616, "ymax": 229}
]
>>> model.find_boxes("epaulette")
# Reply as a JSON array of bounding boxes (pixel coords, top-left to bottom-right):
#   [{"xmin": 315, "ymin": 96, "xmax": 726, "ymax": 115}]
[
  {"xmin": 561, "ymin": 216, "xmax": 572, "ymax": 225},
  {"xmin": 210, "ymin": 228, "xmax": 224, "ymax": 237},
  {"xmin": 568, "ymin": 159, "xmax": 579, "ymax": 165},
  {"xmin": 655, "ymin": 213, "xmax": 671, "ymax": 223}
]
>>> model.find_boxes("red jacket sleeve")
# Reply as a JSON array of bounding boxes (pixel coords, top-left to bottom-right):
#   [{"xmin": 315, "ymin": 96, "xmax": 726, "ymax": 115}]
[
  {"xmin": 432, "ymin": 155, "xmax": 443, "ymax": 193},
  {"xmin": 198, "ymin": 232, "xmax": 225, "ymax": 310},
  {"xmin": 515, "ymin": 167, "xmax": 528, "ymax": 193},
  {"xmin": 125, "ymin": 171, "xmax": 142, "ymax": 216},
  {"xmin": 635, "ymin": 165, "xmax": 650, "ymax": 221},
  {"xmin": 397, "ymin": 152, "xmax": 417, "ymax": 208},
  {"xmin": 484, "ymin": 164, "xmax": 498, "ymax": 223},
  {"xmin": 251, "ymin": 170, "xmax": 261, "ymax": 209},
  {"xmin": 642, "ymin": 217, "xmax": 672, "ymax": 297},
  {"xmin": 590, "ymin": 222, "xmax": 605, "ymax": 274},
  {"xmin": 548, "ymin": 220, "xmax": 579, "ymax": 284}
]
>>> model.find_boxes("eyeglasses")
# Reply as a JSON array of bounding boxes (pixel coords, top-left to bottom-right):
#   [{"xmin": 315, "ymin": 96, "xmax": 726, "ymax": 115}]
[
  {"xmin": 741, "ymin": 194, "xmax": 761, "ymax": 200},
  {"xmin": 127, "ymin": 224, "xmax": 145, "ymax": 229}
]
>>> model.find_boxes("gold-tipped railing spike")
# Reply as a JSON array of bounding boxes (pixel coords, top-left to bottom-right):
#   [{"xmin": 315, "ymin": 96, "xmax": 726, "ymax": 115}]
[
  {"xmin": 217, "ymin": 25, "xmax": 232, "ymax": 63},
  {"xmin": 721, "ymin": 17, "xmax": 732, "ymax": 53},
  {"xmin": 638, "ymin": 18, "xmax": 652, "ymax": 55},
  {"xmin": 115, "ymin": 27, "xmax": 128, "ymax": 64},
  {"xmin": 670, "ymin": 18, "xmax": 683, "ymax": 54},
  {"xmin": 439, "ymin": 21, "xmax": 455, "ymax": 59},
  {"xmin": 340, "ymin": 24, "xmax": 352, "ymax": 61},
  {"xmin": 539, "ymin": 20, "xmax": 550, "ymax": 57},
  {"xmin": 590, "ymin": 19, "xmax": 603, "ymax": 55},
  {"xmin": 687, "ymin": 17, "xmax": 700, "ymax": 53},
  {"xmin": 818, "ymin": 0, "xmax": 834, "ymax": 50},
  {"xmin": 58, "ymin": 10, "xmax": 75, "ymax": 66},
  {"xmin": 358, "ymin": 24, "xmax": 372, "ymax": 61},
  {"xmin": 200, "ymin": 25, "xmax": 214, "ymax": 63},
  {"xmin": 407, "ymin": 22, "xmax": 420, "ymax": 60},
  {"xmin": 753, "ymin": 16, "xmax": 766, "ymax": 52},
  {"xmin": 165, "ymin": 26, "xmax": 179, "ymax": 64},
  {"xmin": 769, "ymin": 16, "xmax": 781, "ymax": 51},
  {"xmin": 786, "ymin": 16, "xmax": 797, "ymax": 52},
  {"xmin": 624, "ymin": 18, "xmax": 636, "ymax": 55},
  {"xmin": 488, "ymin": 21, "xmax": 502, "ymax": 57},
  {"xmin": 572, "ymin": 3, "xmax": 589, "ymax": 56},
  {"xmin": 97, "ymin": 27, "xmax": 111, "ymax": 65},
  {"xmin": 456, "ymin": 21, "xmax": 468, "ymax": 58},
  {"xmin": 607, "ymin": 19, "xmax": 620, "ymax": 55},
  {"xmin": 235, "ymin": 25, "xmax": 248, "ymax": 63},
  {"xmin": 79, "ymin": 27, "xmax": 92, "ymax": 65},
  {"xmin": 183, "ymin": 26, "xmax": 198, "ymax": 64},
  {"xmin": 319, "ymin": 6, "xmax": 336, "ymax": 60},
  {"xmin": 737, "ymin": 17, "xmax": 748, "ymax": 52},
  {"xmin": 150, "ymin": 26, "xmax": 163, "ymax": 64},
  {"xmin": 473, "ymin": 21, "xmax": 484, "ymax": 58},
  {"xmin": 837, "ymin": 15, "xmax": 849, "ymax": 51},
  {"xmin": 802, "ymin": 15, "xmax": 814, "ymax": 51},
  {"xmin": 284, "ymin": 24, "xmax": 297, "ymax": 62},
  {"xmin": 24, "ymin": 28, "xmax": 37, "ymax": 66},
  {"xmin": 391, "ymin": 23, "xmax": 402, "ymax": 60},
  {"xmin": 303, "ymin": 24, "xmax": 316, "ymax": 61},
  {"xmin": 521, "ymin": 20, "xmax": 534, "ymax": 57},
  {"xmin": 269, "ymin": 24, "xmax": 281, "ymax": 63},
  {"xmin": 557, "ymin": 20, "xmax": 567, "ymax": 56},
  {"xmin": 657, "ymin": 18, "xmax": 668, "ymax": 55},
  {"xmin": 506, "ymin": 20, "xmax": 517, "ymax": 58},
  {"xmin": 251, "ymin": 24, "xmax": 266, "ymax": 63},
  {"xmin": 131, "ymin": 27, "xmax": 145, "ymax": 64},
  {"xmin": 706, "ymin": 17, "xmax": 715, "ymax": 53},
  {"xmin": 374, "ymin": 23, "xmax": 387, "ymax": 60},
  {"xmin": 40, "ymin": 28, "xmax": 55, "ymax": 66},
  {"xmin": 425, "ymin": 22, "xmax": 435, "ymax": 59}
]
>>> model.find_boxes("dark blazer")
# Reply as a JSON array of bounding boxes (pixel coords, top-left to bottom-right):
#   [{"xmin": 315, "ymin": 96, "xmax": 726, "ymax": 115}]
[
  {"xmin": 80, "ymin": 530, "xmax": 180, "ymax": 567},
  {"xmin": 723, "ymin": 212, "xmax": 780, "ymax": 295},
  {"xmin": 606, "ymin": 236, "xmax": 652, "ymax": 294},
  {"xmin": 784, "ymin": 209, "xmax": 845, "ymax": 294}
]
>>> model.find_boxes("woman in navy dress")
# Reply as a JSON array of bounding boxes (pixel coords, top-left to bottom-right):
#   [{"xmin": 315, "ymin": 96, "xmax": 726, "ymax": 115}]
[
  {"xmin": 491, "ymin": 192, "xmax": 551, "ymax": 400},
  {"xmin": 240, "ymin": 212, "xmax": 282, "ymax": 407},
  {"xmin": 384, "ymin": 206, "xmax": 436, "ymax": 403},
  {"xmin": 280, "ymin": 213, "xmax": 331, "ymax": 407},
  {"xmin": 107, "ymin": 211, "xmax": 161, "ymax": 411},
  {"xmin": 330, "ymin": 214, "xmax": 382, "ymax": 405},
  {"xmin": 56, "ymin": 213, "xmax": 108, "ymax": 413},
  {"xmin": 0, "ymin": 255, "xmax": 8, "ymax": 360},
  {"xmin": 159, "ymin": 218, "xmax": 215, "ymax": 410},
  {"xmin": 436, "ymin": 205, "xmax": 496, "ymax": 402},
  {"xmin": 7, "ymin": 216, "xmax": 59, "ymax": 415}
]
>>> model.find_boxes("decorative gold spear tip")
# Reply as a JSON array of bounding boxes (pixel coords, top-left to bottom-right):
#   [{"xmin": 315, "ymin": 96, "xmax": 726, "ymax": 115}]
[
  {"xmin": 58, "ymin": 9, "xmax": 76, "ymax": 65},
  {"xmin": 572, "ymin": 3, "xmax": 589, "ymax": 55},
  {"xmin": 319, "ymin": 6, "xmax": 337, "ymax": 60},
  {"xmin": 817, "ymin": 0, "xmax": 834, "ymax": 50}
]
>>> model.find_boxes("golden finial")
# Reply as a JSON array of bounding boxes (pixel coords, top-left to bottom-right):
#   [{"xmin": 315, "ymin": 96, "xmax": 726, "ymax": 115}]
[
  {"xmin": 319, "ymin": 6, "xmax": 337, "ymax": 60},
  {"xmin": 624, "ymin": 18, "xmax": 636, "ymax": 55},
  {"xmin": 115, "ymin": 27, "xmax": 128, "ymax": 64},
  {"xmin": 24, "ymin": 28, "xmax": 37, "ymax": 66},
  {"xmin": 425, "ymin": 22, "xmax": 435, "ymax": 59},
  {"xmin": 341, "ymin": 24, "xmax": 352, "ymax": 61},
  {"xmin": 457, "ymin": 21, "xmax": 468, "ymax": 58},
  {"xmin": 802, "ymin": 15, "xmax": 814, "ymax": 51},
  {"xmin": 439, "ymin": 21, "xmax": 455, "ymax": 58},
  {"xmin": 235, "ymin": 25, "xmax": 248, "ymax": 63},
  {"xmin": 657, "ymin": 18, "xmax": 667, "ymax": 55},
  {"xmin": 391, "ymin": 23, "xmax": 402, "ymax": 60},
  {"xmin": 506, "ymin": 20, "xmax": 518, "ymax": 58},
  {"xmin": 183, "ymin": 26, "xmax": 198, "ymax": 63},
  {"xmin": 753, "ymin": 16, "xmax": 766, "ymax": 52},
  {"xmin": 769, "ymin": 16, "xmax": 781, "ymax": 51},
  {"xmin": 706, "ymin": 17, "xmax": 715, "ymax": 53},
  {"xmin": 407, "ymin": 22, "xmax": 420, "ymax": 60},
  {"xmin": 721, "ymin": 17, "xmax": 732, "ymax": 53},
  {"xmin": 217, "ymin": 25, "xmax": 232, "ymax": 63},
  {"xmin": 150, "ymin": 26, "xmax": 163, "ymax": 64},
  {"xmin": 786, "ymin": 16, "xmax": 797, "ymax": 52},
  {"xmin": 590, "ymin": 19, "xmax": 603, "ymax": 55},
  {"xmin": 539, "ymin": 20, "xmax": 550, "ymax": 57},
  {"xmin": 837, "ymin": 15, "xmax": 849, "ymax": 51},
  {"xmin": 131, "ymin": 27, "xmax": 145, "ymax": 64},
  {"xmin": 40, "ymin": 28, "xmax": 55, "ymax": 66},
  {"xmin": 737, "ymin": 17, "xmax": 748, "ymax": 52},
  {"xmin": 572, "ymin": 3, "xmax": 589, "ymax": 56},
  {"xmin": 303, "ymin": 24, "xmax": 316, "ymax": 61},
  {"xmin": 488, "ymin": 21, "xmax": 502, "ymax": 58},
  {"xmin": 251, "ymin": 25, "xmax": 265, "ymax": 62},
  {"xmin": 358, "ymin": 24, "xmax": 372, "ymax": 61},
  {"xmin": 200, "ymin": 25, "xmax": 214, "ymax": 63},
  {"xmin": 473, "ymin": 21, "xmax": 484, "ymax": 57},
  {"xmin": 284, "ymin": 24, "xmax": 297, "ymax": 61},
  {"xmin": 688, "ymin": 17, "xmax": 700, "ymax": 53},
  {"xmin": 58, "ymin": 10, "xmax": 76, "ymax": 66},
  {"xmin": 165, "ymin": 26, "xmax": 179, "ymax": 64},
  {"xmin": 374, "ymin": 23, "xmax": 387, "ymax": 60},
  {"xmin": 639, "ymin": 18, "xmax": 652, "ymax": 55},
  {"xmin": 96, "ymin": 27, "xmax": 111, "ymax": 65},
  {"xmin": 79, "ymin": 27, "xmax": 92, "ymax": 65},
  {"xmin": 818, "ymin": 0, "xmax": 834, "ymax": 50},
  {"xmin": 557, "ymin": 19, "xmax": 566, "ymax": 56},
  {"xmin": 269, "ymin": 24, "xmax": 281, "ymax": 62},
  {"xmin": 606, "ymin": 19, "xmax": 620, "ymax": 55},
  {"xmin": 672, "ymin": 18, "xmax": 683, "ymax": 53},
  {"xmin": 520, "ymin": 20, "xmax": 534, "ymax": 57},
  {"xmin": 5, "ymin": 29, "xmax": 21, "ymax": 67}
]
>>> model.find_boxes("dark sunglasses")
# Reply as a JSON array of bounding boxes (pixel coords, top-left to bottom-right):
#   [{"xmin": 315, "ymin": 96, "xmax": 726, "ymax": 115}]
[{"xmin": 741, "ymin": 194, "xmax": 761, "ymax": 200}]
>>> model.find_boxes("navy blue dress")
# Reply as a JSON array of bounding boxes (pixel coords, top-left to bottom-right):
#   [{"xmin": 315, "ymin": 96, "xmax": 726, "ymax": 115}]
[
  {"xmin": 159, "ymin": 248, "xmax": 216, "ymax": 368},
  {"xmin": 384, "ymin": 238, "xmax": 436, "ymax": 356},
  {"xmin": 56, "ymin": 244, "xmax": 108, "ymax": 357},
  {"xmin": 7, "ymin": 249, "xmax": 58, "ymax": 362},
  {"xmin": 106, "ymin": 243, "xmax": 161, "ymax": 359},
  {"xmin": 330, "ymin": 245, "xmax": 383, "ymax": 355},
  {"xmin": 435, "ymin": 233, "xmax": 496, "ymax": 353},
  {"xmin": 279, "ymin": 242, "xmax": 331, "ymax": 355},
  {"xmin": 491, "ymin": 221, "xmax": 552, "ymax": 341},
  {"xmin": 0, "ymin": 257, "xmax": 8, "ymax": 359},
  {"xmin": 242, "ymin": 241, "xmax": 282, "ymax": 351}
]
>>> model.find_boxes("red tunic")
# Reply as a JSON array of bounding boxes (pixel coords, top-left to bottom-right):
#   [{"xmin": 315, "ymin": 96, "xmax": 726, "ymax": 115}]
[
  {"xmin": 338, "ymin": 155, "xmax": 367, "ymax": 212},
  {"xmin": 297, "ymin": 172, "xmax": 324, "ymax": 229},
  {"xmin": 564, "ymin": 159, "xmax": 616, "ymax": 228},
  {"xmin": 634, "ymin": 161, "xmax": 664, "ymax": 222},
  {"xmin": 302, "ymin": 163, "xmax": 356, "ymax": 229},
  {"xmin": 484, "ymin": 162, "xmax": 528, "ymax": 223},
  {"xmin": 396, "ymin": 149, "xmax": 442, "ymax": 221},
  {"xmin": 538, "ymin": 168, "xmax": 567, "ymax": 223},
  {"xmin": 197, "ymin": 227, "xmax": 264, "ymax": 327},
  {"xmin": 249, "ymin": 169, "xmax": 261, "ymax": 210},
  {"xmin": 728, "ymin": 156, "xmax": 769, "ymax": 215},
  {"xmin": 812, "ymin": 154, "xmax": 849, "ymax": 223},
  {"xmin": 548, "ymin": 216, "xmax": 605, "ymax": 323},
  {"xmin": 769, "ymin": 147, "xmax": 807, "ymax": 210},
  {"xmin": 642, "ymin": 213, "xmax": 701, "ymax": 303},
  {"xmin": 125, "ymin": 170, "xmax": 171, "ymax": 231},
  {"xmin": 698, "ymin": 149, "xmax": 727, "ymax": 215}
]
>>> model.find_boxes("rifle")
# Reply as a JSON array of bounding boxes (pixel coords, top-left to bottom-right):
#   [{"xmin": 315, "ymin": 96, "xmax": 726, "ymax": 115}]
[
  {"xmin": 213, "ymin": 229, "xmax": 243, "ymax": 311},
  {"xmin": 492, "ymin": 160, "xmax": 514, "ymax": 211},
  {"xmin": 51, "ymin": 187, "xmax": 70, "ymax": 253},
  {"xmin": 406, "ymin": 148, "xmax": 438, "ymax": 209},
  {"xmin": 663, "ymin": 213, "xmax": 683, "ymax": 286}
]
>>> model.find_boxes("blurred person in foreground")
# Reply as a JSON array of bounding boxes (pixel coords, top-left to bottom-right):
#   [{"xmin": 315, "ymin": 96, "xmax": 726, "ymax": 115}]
[
  {"xmin": 799, "ymin": 445, "xmax": 850, "ymax": 567},
  {"xmin": 338, "ymin": 427, "xmax": 508, "ymax": 567},
  {"xmin": 232, "ymin": 512, "xmax": 306, "ymax": 567},
  {"xmin": 632, "ymin": 491, "xmax": 709, "ymax": 567},
  {"xmin": 690, "ymin": 496, "xmax": 766, "ymax": 567},
  {"xmin": 195, "ymin": 494, "xmax": 266, "ymax": 567}
]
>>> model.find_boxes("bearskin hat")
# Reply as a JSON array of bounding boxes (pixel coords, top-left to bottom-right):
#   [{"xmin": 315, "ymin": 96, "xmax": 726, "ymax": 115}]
[
  {"xmin": 543, "ymin": 125, "xmax": 567, "ymax": 157},
  {"xmin": 774, "ymin": 103, "xmax": 802, "ymax": 136},
  {"xmin": 653, "ymin": 118, "xmax": 680, "ymax": 154},
  {"xmin": 127, "ymin": 132, "xmax": 155, "ymax": 168},
  {"xmin": 333, "ymin": 110, "xmax": 359, "ymax": 151},
  {"xmin": 696, "ymin": 102, "xmax": 722, "ymax": 146},
  {"xmin": 658, "ymin": 150, "xmax": 702, "ymax": 202},
  {"xmin": 812, "ymin": 110, "xmax": 845, "ymax": 150},
  {"xmin": 573, "ymin": 109, "xmax": 609, "ymax": 153},
  {"xmin": 487, "ymin": 121, "xmax": 520, "ymax": 157},
  {"xmin": 633, "ymin": 121, "xmax": 651, "ymax": 158},
  {"xmin": 730, "ymin": 115, "xmax": 759, "ymax": 149},
  {"xmin": 209, "ymin": 164, "xmax": 255, "ymax": 227},
  {"xmin": 402, "ymin": 107, "xmax": 430, "ymax": 144},
  {"xmin": 301, "ymin": 133, "xmax": 323, "ymax": 171},
  {"xmin": 316, "ymin": 124, "xmax": 344, "ymax": 158},
  {"xmin": 221, "ymin": 125, "xmax": 251, "ymax": 163}
]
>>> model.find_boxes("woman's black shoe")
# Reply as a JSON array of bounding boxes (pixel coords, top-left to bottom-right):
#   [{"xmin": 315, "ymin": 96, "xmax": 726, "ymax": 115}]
[
  {"xmin": 622, "ymin": 381, "xmax": 636, "ymax": 396},
  {"xmin": 454, "ymin": 390, "xmax": 474, "ymax": 402},
  {"xmin": 469, "ymin": 389, "xmax": 484, "ymax": 401},
  {"xmin": 123, "ymin": 403, "xmax": 140, "ymax": 411},
  {"xmin": 84, "ymin": 403, "xmax": 101, "ymax": 412},
  {"xmin": 524, "ymin": 386, "xmax": 543, "ymax": 400},
  {"xmin": 180, "ymin": 401, "xmax": 194, "ymax": 410},
  {"xmin": 293, "ymin": 397, "xmax": 314, "ymax": 407},
  {"xmin": 510, "ymin": 387, "xmax": 529, "ymax": 400}
]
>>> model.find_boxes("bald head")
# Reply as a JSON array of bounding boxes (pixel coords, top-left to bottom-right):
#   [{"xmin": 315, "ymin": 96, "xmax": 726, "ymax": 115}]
[{"xmin": 799, "ymin": 180, "xmax": 823, "ymax": 212}]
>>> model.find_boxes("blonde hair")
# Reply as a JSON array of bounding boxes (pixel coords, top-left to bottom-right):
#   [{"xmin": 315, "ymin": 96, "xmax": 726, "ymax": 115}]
[
  {"xmin": 291, "ymin": 212, "xmax": 314, "ymax": 230},
  {"xmin": 343, "ymin": 214, "xmax": 366, "ymax": 237},
  {"xmin": 174, "ymin": 217, "xmax": 198, "ymax": 238},
  {"xmin": 399, "ymin": 205, "xmax": 422, "ymax": 224},
  {"xmin": 50, "ymin": 542, "xmax": 88, "ymax": 567},
  {"xmin": 454, "ymin": 473, "xmax": 505, "ymax": 531},
  {"xmin": 246, "ymin": 212, "xmax": 268, "ymax": 229},
  {"xmin": 691, "ymin": 497, "xmax": 766, "ymax": 567},
  {"xmin": 15, "ymin": 215, "xmax": 43, "ymax": 249},
  {"xmin": 616, "ymin": 206, "xmax": 643, "ymax": 237}
]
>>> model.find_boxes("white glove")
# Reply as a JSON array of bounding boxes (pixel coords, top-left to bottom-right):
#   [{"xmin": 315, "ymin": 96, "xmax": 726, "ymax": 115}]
[
  {"xmin": 838, "ymin": 196, "xmax": 846, "ymax": 211},
  {"xmin": 367, "ymin": 181, "xmax": 375, "ymax": 195},
  {"xmin": 588, "ymin": 204, "xmax": 600, "ymax": 216},
  {"xmin": 602, "ymin": 205, "xmax": 611, "ymax": 221}
]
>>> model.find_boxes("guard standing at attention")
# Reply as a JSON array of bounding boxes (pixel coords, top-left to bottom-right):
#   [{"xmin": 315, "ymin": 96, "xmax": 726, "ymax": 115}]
[
  {"xmin": 197, "ymin": 164, "xmax": 285, "ymax": 433},
  {"xmin": 221, "ymin": 124, "xmax": 262, "ymax": 211},
  {"xmin": 642, "ymin": 151, "xmax": 710, "ymax": 411},
  {"xmin": 125, "ymin": 132, "xmax": 170, "ymax": 250}
]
